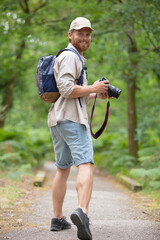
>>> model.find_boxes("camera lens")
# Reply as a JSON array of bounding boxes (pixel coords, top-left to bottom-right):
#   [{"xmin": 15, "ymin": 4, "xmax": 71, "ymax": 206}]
[
  {"xmin": 108, "ymin": 85, "xmax": 121, "ymax": 98},
  {"xmin": 99, "ymin": 77, "xmax": 122, "ymax": 98}
]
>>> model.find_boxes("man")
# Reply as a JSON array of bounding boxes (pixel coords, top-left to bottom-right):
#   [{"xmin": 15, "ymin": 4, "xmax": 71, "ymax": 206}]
[{"xmin": 48, "ymin": 17, "xmax": 109, "ymax": 240}]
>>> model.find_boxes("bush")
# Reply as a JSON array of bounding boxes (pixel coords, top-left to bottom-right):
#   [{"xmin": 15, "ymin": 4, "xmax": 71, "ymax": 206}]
[
  {"xmin": 93, "ymin": 130, "xmax": 134, "ymax": 174},
  {"xmin": 0, "ymin": 127, "xmax": 54, "ymax": 170},
  {"xmin": 93, "ymin": 128, "xmax": 160, "ymax": 192}
]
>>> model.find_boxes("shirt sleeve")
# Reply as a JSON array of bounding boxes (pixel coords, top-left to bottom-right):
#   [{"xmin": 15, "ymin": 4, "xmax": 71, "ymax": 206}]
[{"xmin": 54, "ymin": 52, "xmax": 81, "ymax": 98}]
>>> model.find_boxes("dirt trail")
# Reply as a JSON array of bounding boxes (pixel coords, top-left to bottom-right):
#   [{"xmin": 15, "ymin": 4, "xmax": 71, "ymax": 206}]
[{"xmin": 0, "ymin": 161, "xmax": 160, "ymax": 240}]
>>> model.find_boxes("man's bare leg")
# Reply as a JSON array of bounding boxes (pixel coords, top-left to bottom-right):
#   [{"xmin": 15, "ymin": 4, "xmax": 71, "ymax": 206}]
[
  {"xmin": 76, "ymin": 163, "xmax": 94, "ymax": 215},
  {"xmin": 52, "ymin": 167, "xmax": 71, "ymax": 219}
]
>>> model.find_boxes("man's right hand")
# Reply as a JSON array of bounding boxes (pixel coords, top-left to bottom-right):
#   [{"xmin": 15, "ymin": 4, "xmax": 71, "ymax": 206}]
[{"xmin": 92, "ymin": 79, "xmax": 109, "ymax": 94}]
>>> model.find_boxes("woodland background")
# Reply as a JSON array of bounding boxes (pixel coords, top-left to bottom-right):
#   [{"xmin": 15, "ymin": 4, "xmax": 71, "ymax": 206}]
[{"xmin": 0, "ymin": 0, "xmax": 160, "ymax": 199}]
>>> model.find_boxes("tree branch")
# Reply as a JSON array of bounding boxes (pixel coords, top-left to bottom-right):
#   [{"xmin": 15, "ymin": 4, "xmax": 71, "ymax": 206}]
[
  {"xmin": 34, "ymin": 16, "xmax": 69, "ymax": 25},
  {"xmin": 19, "ymin": 0, "xmax": 30, "ymax": 13},
  {"xmin": 141, "ymin": 19, "xmax": 158, "ymax": 51},
  {"xmin": 93, "ymin": 29, "xmax": 115, "ymax": 36},
  {"xmin": 108, "ymin": 0, "xmax": 121, "ymax": 3},
  {"xmin": 24, "ymin": 0, "xmax": 30, "ymax": 13},
  {"xmin": 141, "ymin": 46, "xmax": 160, "ymax": 56},
  {"xmin": 32, "ymin": 1, "xmax": 48, "ymax": 14}
]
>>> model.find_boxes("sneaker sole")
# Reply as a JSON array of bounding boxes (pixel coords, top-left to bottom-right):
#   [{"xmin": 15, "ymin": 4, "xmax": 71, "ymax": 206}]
[
  {"xmin": 50, "ymin": 225, "xmax": 71, "ymax": 231},
  {"xmin": 71, "ymin": 212, "xmax": 92, "ymax": 240},
  {"xmin": 50, "ymin": 226, "xmax": 62, "ymax": 231}
]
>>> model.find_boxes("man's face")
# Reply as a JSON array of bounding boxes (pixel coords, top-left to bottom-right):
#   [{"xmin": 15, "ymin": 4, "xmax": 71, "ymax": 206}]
[{"xmin": 68, "ymin": 28, "xmax": 92, "ymax": 55}]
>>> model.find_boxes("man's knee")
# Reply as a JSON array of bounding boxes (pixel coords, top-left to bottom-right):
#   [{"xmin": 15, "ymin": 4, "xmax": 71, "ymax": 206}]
[
  {"xmin": 76, "ymin": 163, "xmax": 94, "ymax": 185},
  {"xmin": 57, "ymin": 167, "xmax": 71, "ymax": 179},
  {"xmin": 78, "ymin": 162, "xmax": 94, "ymax": 172}
]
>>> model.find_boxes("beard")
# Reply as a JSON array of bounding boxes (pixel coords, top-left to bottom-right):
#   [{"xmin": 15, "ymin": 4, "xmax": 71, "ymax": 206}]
[{"xmin": 75, "ymin": 41, "xmax": 90, "ymax": 52}]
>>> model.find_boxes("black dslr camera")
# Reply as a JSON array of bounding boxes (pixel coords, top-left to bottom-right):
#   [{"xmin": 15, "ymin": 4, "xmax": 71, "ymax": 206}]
[{"xmin": 99, "ymin": 77, "xmax": 121, "ymax": 98}]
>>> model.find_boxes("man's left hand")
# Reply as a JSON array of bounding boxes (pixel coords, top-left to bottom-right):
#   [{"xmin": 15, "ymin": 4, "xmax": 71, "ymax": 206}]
[{"xmin": 97, "ymin": 92, "xmax": 108, "ymax": 99}]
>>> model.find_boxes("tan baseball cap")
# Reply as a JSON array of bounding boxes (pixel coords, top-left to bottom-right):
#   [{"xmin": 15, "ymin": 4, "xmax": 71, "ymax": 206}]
[{"xmin": 69, "ymin": 17, "xmax": 94, "ymax": 32}]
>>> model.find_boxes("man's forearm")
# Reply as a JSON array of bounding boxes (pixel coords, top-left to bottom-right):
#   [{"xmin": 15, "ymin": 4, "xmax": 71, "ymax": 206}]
[
  {"xmin": 69, "ymin": 80, "xmax": 109, "ymax": 99},
  {"xmin": 69, "ymin": 85, "xmax": 95, "ymax": 98}
]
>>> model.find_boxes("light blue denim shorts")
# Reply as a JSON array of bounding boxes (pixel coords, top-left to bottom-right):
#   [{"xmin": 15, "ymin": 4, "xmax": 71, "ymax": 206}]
[{"xmin": 49, "ymin": 121, "xmax": 94, "ymax": 169}]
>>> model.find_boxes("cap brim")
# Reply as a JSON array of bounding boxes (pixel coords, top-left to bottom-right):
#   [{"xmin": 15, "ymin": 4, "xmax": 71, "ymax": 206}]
[{"xmin": 70, "ymin": 26, "xmax": 94, "ymax": 31}]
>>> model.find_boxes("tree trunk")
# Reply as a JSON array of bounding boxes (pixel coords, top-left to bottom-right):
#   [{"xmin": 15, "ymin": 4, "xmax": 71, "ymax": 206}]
[
  {"xmin": 0, "ymin": 75, "xmax": 17, "ymax": 128},
  {"xmin": 0, "ymin": 40, "xmax": 25, "ymax": 128},
  {"xmin": 126, "ymin": 71, "xmax": 138, "ymax": 161},
  {"xmin": 0, "ymin": 0, "xmax": 47, "ymax": 128},
  {"xmin": 125, "ymin": 20, "xmax": 139, "ymax": 162}
]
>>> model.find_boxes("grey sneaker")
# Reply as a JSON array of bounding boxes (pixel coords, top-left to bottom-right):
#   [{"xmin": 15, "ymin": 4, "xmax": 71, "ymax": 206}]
[
  {"xmin": 71, "ymin": 208, "xmax": 92, "ymax": 240},
  {"xmin": 50, "ymin": 216, "xmax": 71, "ymax": 231}
]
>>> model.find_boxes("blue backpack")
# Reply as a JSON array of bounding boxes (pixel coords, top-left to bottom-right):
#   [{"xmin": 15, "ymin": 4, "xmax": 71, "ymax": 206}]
[{"xmin": 35, "ymin": 48, "xmax": 84, "ymax": 104}]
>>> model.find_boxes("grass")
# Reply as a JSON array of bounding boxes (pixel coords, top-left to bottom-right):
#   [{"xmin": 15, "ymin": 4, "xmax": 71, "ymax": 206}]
[
  {"xmin": 0, "ymin": 167, "xmax": 35, "ymax": 236},
  {"xmin": 141, "ymin": 189, "xmax": 160, "ymax": 207},
  {"xmin": 0, "ymin": 183, "xmax": 22, "ymax": 209},
  {"xmin": 0, "ymin": 166, "xmax": 34, "ymax": 209}
]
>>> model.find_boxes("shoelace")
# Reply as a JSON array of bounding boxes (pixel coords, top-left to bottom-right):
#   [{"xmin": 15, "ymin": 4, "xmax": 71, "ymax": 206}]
[{"xmin": 61, "ymin": 217, "xmax": 69, "ymax": 226}]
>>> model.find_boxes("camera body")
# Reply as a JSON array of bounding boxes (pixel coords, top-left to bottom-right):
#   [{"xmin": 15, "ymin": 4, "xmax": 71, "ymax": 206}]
[{"xmin": 99, "ymin": 77, "xmax": 121, "ymax": 98}]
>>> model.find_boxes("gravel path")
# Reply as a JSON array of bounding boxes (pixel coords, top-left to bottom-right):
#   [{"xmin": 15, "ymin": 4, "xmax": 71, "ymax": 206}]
[{"xmin": 0, "ymin": 161, "xmax": 160, "ymax": 240}]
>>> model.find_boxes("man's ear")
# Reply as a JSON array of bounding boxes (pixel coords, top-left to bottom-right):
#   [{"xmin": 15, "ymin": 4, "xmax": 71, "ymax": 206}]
[{"xmin": 68, "ymin": 32, "xmax": 72, "ymax": 42}]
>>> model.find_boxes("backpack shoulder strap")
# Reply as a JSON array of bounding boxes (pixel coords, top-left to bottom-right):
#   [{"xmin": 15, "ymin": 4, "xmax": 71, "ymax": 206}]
[
  {"xmin": 56, "ymin": 48, "xmax": 85, "ymax": 108},
  {"xmin": 56, "ymin": 48, "xmax": 84, "ymax": 85},
  {"xmin": 69, "ymin": 48, "xmax": 84, "ymax": 86},
  {"xmin": 56, "ymin": 48, "xmax": 83, "ymax": 65}
]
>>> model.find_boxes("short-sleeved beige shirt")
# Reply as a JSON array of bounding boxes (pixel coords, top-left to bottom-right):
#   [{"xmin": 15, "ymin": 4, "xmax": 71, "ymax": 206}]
[{"xmin": 48, "ymin": 43, "xmax": 89, "ymax": 128}]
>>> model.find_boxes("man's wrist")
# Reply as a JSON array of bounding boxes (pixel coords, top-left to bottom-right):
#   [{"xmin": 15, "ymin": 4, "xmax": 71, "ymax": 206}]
[{"xmin": 89, "ymin": 93, "xmax": 97, "ymax": 100}]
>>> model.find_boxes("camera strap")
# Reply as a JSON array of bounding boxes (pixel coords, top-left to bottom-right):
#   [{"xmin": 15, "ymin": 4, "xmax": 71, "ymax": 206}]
[{"xmin": 90, "ymin": 94, "xmax": 110, "ymax": 139}]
